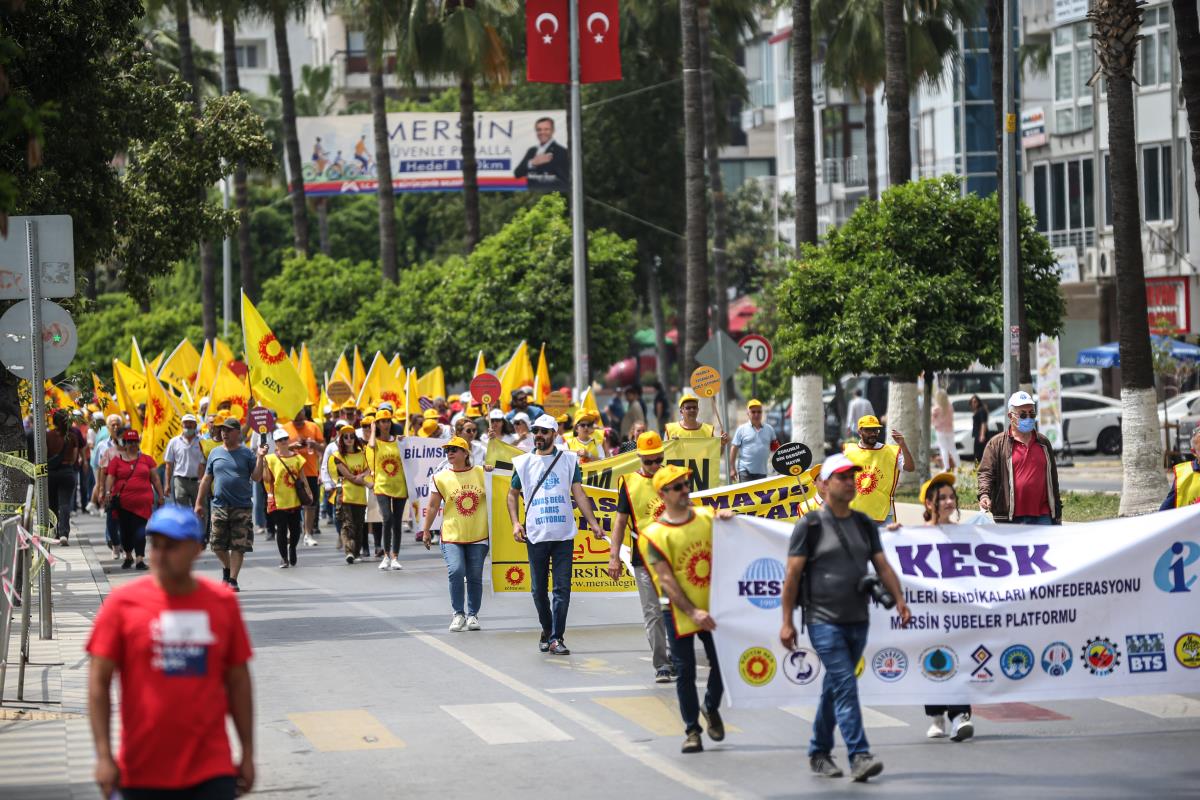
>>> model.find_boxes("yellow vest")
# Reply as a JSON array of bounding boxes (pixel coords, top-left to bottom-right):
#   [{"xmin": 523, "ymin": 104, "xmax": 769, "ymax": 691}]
[
  {"xmin": 368, "ymin": 438, "xmax": 408, "ymax": 498},
  {"xmin": 569, "ymin": 436, "xmax": 603, "ymax": 463},
  {"xmin": 639, "ymin": 507, "xmax": 715, "ymax": 637},
  {"xmin": 620, "ymin": 470, "xmax": 664, "ymax": 534},
  {"xmin": 432, "ymin": 466, "xmax": 489, "ymax": 543},
  {"xmin": 1174, "ymin": 460, "xmax": 1200, "ymax": 507},
  {"xmin": 200, "ymin": 437, "xmax": 221, "ymax": 458},
  {"xmin": 332, "ymin": 450, "xmax": 370, "ymax": 506},
  {"xmin": 665, "ymin": 422, "xmax": 714, "ymax": 439},
  {"xmin": 266, "ymin": 453, "xmax": 306, "ymax": 511},
  {"xmin": 842, "ymin": 442, "xmax": 901, "ymax": 522}
]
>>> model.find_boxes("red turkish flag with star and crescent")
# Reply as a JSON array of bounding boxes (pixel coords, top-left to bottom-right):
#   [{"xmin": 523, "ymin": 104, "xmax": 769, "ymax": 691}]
[
  {"xmin": 526, "ymin": 0, "xmax": 569, "ymax": 83},
  {"xmin": 580, "ymin": 0, "xmax": 621, "ymax": 83}
]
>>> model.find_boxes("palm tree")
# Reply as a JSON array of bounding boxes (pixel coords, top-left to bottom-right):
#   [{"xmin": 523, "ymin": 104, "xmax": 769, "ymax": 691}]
[
  {"xmin": 1091, "ymin": 0, "xmax": 1165, "ymax": 514},
  {"xmin": 1174, "ymin": 0, "xmax": 1200, "ymax": 205},
  {"xmin": 699, "ymin": 0, "xmax": 729, "ymax": 335},
  {"xmin": 681, "ymin": 0, "xmax": 709, "ymax": 372},
  {"xmin": 217, "ymin": 8, "xmax": 257, "ymax": 307},
  {"xmin": 882, "ymin": 0, "xmax": 911, "ymax": 187}
]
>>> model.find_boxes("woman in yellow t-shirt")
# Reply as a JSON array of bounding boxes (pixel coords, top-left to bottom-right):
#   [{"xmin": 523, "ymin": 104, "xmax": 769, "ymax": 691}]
[
  {"xmin": 568, "ymin": 410, "xmax": 608, "ymax": 462},
  {"xmin": 263, "ymin": 429, "xmax": 308, "ymax": 568},
  {"xmin": 332, "ymin": 422, "xmax": 372, "ymax": 564},
  {"xmin": 424, "ymin": 436, "xmax": 492, "ymax": 632},
  {"xmin": 368, "ymin": 407, "xmax": 408, "ymax": 571}
]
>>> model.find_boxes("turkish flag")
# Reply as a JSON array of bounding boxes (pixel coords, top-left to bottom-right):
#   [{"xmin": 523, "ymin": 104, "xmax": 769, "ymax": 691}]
[
  {"xmin": 580, "ymin": 0, "xmax": 621, "ymax": 83},
  {"xmin": 526, "ymin": 0, "xmax": 569, "ymax": 84}
]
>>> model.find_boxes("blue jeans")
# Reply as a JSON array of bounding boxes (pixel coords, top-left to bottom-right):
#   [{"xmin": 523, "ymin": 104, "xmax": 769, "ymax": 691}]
[
  {"xmin": 526, "ymin": 538, "xmax": 574, "ymax": 641},
  {"xmin": 807, "ymin": 621, "xmax": 871, "ymax": 758},
  {"xmin": 663, "ymin": 609, "xmax": 723, "ymax": 734},
  {"xmin": 441, "ymin": 541, "xmax": 489, "ymax": 616},
  {"xmin": 1008, "ymin": 514, "xmax": 1053, "ymax": 525}
]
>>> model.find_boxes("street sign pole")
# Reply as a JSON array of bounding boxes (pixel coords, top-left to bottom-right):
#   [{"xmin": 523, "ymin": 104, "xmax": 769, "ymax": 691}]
[
  {"xmin": 26, "ymin": 219, "xmax": 51, "ymax": 639},
  {"xmin": 1001, "ymin": 0, "xmax": 1020, "ymax": 397},
  {"xmin": 569, "ymin": 0, "xmax": 589, "ymax": 399}
]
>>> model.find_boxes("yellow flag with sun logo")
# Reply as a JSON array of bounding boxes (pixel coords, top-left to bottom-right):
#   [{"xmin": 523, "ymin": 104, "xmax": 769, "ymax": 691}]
[
  {"xmin": 141, "ymin": 369, "xmax": 182, "ymax": 464},
  {"xmin": 241, "ymin": 292, "xmax": 307, "ymax": 420}
]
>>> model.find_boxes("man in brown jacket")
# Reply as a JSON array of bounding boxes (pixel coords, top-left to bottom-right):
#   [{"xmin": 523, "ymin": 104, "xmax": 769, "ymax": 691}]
[{"xmin": 976, "ymin": 391, "xmax": 1062, "ymax": 525}]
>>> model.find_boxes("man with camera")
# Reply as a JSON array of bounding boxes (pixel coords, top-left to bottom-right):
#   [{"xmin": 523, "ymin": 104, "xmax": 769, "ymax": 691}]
[{"xmin": 780, "ymin": 454, "xmax": 911, "ymax": 783}]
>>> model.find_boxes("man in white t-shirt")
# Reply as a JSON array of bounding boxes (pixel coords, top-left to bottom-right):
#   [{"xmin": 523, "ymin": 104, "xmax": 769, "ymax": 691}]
[{"xmin": 507, "ymin": 414, "xmax": 606, "ymax": 656}]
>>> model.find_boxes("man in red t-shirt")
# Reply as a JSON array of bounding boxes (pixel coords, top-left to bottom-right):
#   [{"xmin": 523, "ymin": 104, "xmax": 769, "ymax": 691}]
[
  {"xmin": 976, "ymin": 391, "xmax": 1062, "ymax": 524},
  {"xmin": 87, "ymin": 505, "xmax": 255, "ymax": 799}
]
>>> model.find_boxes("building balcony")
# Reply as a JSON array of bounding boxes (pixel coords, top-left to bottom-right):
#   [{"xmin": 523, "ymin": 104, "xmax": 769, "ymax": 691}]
[{"xmin": 818, "ymin": 156, "xmax": 867, "ymax": 188}]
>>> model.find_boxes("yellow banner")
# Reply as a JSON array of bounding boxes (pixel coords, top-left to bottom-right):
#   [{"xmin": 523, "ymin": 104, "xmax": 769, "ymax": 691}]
[{"xmin": 485, "ymin": 436, "xmax": 722, "ymax": 491}]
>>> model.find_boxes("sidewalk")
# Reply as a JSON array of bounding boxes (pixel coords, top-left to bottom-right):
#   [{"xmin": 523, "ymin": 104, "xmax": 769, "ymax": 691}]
[{"xmin": 1, "ymin": 512, "xmax": 113, "ymax": 800}]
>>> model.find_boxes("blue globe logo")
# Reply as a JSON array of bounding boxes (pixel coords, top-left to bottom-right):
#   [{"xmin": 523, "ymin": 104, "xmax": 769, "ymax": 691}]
[{"xmin": 739, "ymin": 558, "xmax": 786, "ymax": 609}]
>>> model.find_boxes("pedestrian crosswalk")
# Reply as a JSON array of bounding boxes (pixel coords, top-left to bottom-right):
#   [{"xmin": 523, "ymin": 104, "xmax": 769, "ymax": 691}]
[
  {"xmin": 781, "ymin": 705, "xmax": 908, "ymax": 728},
  {"xmin": 441, "ymin": 702, "xmax": 574, "ymax": 744}
]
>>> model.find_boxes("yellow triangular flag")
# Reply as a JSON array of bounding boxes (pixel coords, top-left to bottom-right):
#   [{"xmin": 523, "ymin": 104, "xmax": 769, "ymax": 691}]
[
  {"xmin": 130, "ymin": 336, "xmax": 146, "ymax": 374},
  {"xmin": 534, "ymin": 343, "xmax": 551, "ymax": 404},
  {"xmin": 113, "ymin": 359, "xmax": 144, "ymax": 432},
  {"xmin": 213, "ymin": 338, "xmax": 235, "ymax": 365},
  {"xmin": 404, "ymin": 368, "xmax": 421, "ymax": 427},
  {"xmin": 208, "ymin": 361, "xmax": 250, "ymax": 423},
  {"xmin": 299, "ymin": 343, "xmax": 320, "ymax": 406},
  {"xmin": 580, "ymin": 387, "xmax": 601, "ymax": 418},
  {"xmin": 148, "ymin": 351, "xmax": 165, "ymax": 376},
  {"xmin": 352, "ymin": 346, "xmax": 366, "ymax": 395},
  {"xmin": 92, "ymin": 374, "xmax": 118, "ymax": 416},
  {"xmin": 194, "ymin": 340, "xmax": 216, "ymax": 395},
  {"xmin": 113, "ymin": 359, "xmax": 149, "ymax": 406},
  {"xmin": 44, "ymin": 381, "xmax": 76, "ymax": 410},
  {"xmin": 390, "ymin": 353, "xmax": 403, "ymax": 378},
  {"xmin": 356, "ymin": 352, "xmax": 387, "ymax": 408},
  {"xmin": 141, "ymin": 369, "xmax": 182, "ymax": 464},
  {"xmin": 158, "ymin": 338, "xmax": 201, "ymax": 390},
  {"xmin": 473, "ymin": 351, "xmax": 487, "ymax": 378},
  {"xmin": 289, "ymin": 347, "xmax": 299, "ymax": 367},
  {"xmin": 498, "ymin": 341, "xmax": 532, "ymax": 412},
  {"xmin": 241, "ymin": 292, "xmax": 308, "ymax": 420},
  {"xmin": 331, "ymin": 351, "xmax": 352, "ymax": 387},
  {"xmin": 418, "ymin": 366, "xmax": 446, "ymax": 400}
]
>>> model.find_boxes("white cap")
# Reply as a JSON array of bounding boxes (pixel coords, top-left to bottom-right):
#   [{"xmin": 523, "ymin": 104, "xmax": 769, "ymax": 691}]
[
  {"xmin": 1008, "ymin": 390, "xmax": 1036, "ymax": 408},
  {"xmin": 488, "ymin": 408, "xmax": 505, "ymax": 420},
  {"xmin": 272, "ymin": 428, "xmax": 290, "ymax": 442},
  {"xmin": 181, "ymin": 414, "xmax": 198, "ymax": 424},
  {"xmin": 819, "ymin": 454, "xmax": 861, "ymax": 481},
  {"xmin": 91, "ymin": 411, "xmax": 105, "ymax": 421},
  {"xmin": 512, "ymin": 412, "xmax": 530, "ymax": 425},
  {"xmin": 531, "ymin": 413, "xmax": 558, "ymax": 431},
  {"xmin": 377, "ymin": 401, "xmax": 393, "ymax": 412},
  {"xmin": 458, "ymin": 391, "xmax": 473, "ymax": 405},
  {"xmin": 520, "ymin": 385, "xmax": 535, "ymax": 395}
]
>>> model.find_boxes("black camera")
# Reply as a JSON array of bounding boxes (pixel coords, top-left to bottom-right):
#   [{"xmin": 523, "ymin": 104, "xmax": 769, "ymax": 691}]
[{"xmin": 858, "ymin": 574, "xmax": 896, "ymax": 609}]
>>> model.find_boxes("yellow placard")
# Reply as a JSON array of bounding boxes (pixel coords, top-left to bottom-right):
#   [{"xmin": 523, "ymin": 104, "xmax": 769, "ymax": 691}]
[{"xmin": 690, "ymin": 366, "xmax": 722, "ymax": 398}]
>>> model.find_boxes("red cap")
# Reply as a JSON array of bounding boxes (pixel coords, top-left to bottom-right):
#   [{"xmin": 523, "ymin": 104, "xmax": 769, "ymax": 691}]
[{"xmin": 121, "ymin": 429, "xmax": 140, "ymax": 442}]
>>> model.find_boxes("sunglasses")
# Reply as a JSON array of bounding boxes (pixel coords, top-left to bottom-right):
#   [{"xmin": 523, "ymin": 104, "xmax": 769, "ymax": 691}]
[
  {"xmin": 444, "ymin": 447, "xmax": 464, "ymax": 454},
  {"xmin": 576, "ymin": 422, "xmax": 593, "ymax": 428},
  {"xmin": 662, "ymin": 481, "xmax": 688, "ymax": 493},
  {"xmin": 641, "ymin": 457, "xmax": 663, "ymax": 465},
  {"xmin": 463, "ymin": 427, "xmax": 477, "ymax": 433},
  {"xmin": 1012, "ymin": 411, "xmax": 1037, "ymax": 419}
]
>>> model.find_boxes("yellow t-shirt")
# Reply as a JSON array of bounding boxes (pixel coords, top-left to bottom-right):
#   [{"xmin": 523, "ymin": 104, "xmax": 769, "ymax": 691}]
[
  {"xmin": 432, "ymin": 466, "xmax": 489, "ymax": 544},
  {"xmin": 266, "ymin": 453, "xmax": 307, "ymax": 511},
  {"xmin": 568, "ymin": 436, "xmax": 603, "ymax": 463},
  {"xmin": 200, "ymin": 437, "xmax": 221, "ymax": 458},
  {"xmin": 665, "ymin": 422, "xmax": 714, "ymax": 439},
  {"xmin": 368, "ymin": 438, "xmax": 408, "ymax": 498},
  {"xmin": 332, "ymin": 450, "xmax": 370, "ymax": 506}
]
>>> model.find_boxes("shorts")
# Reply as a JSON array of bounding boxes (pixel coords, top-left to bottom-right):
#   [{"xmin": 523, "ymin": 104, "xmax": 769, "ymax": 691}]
[{"xmin": 211, "ymin": 506, "xmax": 254, "ymax": 553}]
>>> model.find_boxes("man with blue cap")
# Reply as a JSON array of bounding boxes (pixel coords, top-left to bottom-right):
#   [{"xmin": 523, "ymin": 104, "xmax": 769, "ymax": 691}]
[{"xmin": 87, "ymin": 506, "xmax": 256, "ymax": 800}]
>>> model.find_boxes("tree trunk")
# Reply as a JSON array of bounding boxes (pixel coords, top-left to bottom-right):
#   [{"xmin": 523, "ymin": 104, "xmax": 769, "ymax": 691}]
[
  {"xmin": 883, "ymin": 0, "xmax": 911, "ymax": 185},
  {"xmin": 200, "ymin": 241, "xmax": 217, "ymax": 339},
  {"xmin": 460, "ymin": 74, "xmax": 480, "ymax": 253},
  {"xmin": 648, "ymin": 256, "xmax": 670, "ymax": 404},
  {"xmin": 1174, "ymin": 0, "xmax": 1200, "ymax": 206},
  {"xmin": 223, "ymin": 16, "xmax": 255, "ymax": 307},
  {"xmin": 792, "ymin": 0, "xmax": 817, "ymax": 245},
  {"xmin": 790, "ymin": 374, "xmax": 824, "ymax": 450},
  {"xmin": 370, "ymin": 41, "xmax": 398, "ymax": 281},
  {"xmin": 317, "ymin": 198, "xmax": 331, "ymax": 255},
  {"xmin": 919, "ymin": 373, "xmax": 932, "ymax": 484},
  {"xmin": 175, "ymin": 0, "xmax": 199, "ymax": 110},
  {"xmin": 864, "ymin": 85, "xmax": 879, "ymax": 201},
  {"xmin": 886, "ymin": 377, "xmax": 920, "ymax": 488},
  {"xmin": 681, "ymin": 0, "xmax": 709, "ymax": 373},
  {"xmin": 274, "ymin": 6, "xmax": 309, "ymax": 255},
  {"xmin": 698, "ymin": 2, "xmax": 729, "ymax": 338}
]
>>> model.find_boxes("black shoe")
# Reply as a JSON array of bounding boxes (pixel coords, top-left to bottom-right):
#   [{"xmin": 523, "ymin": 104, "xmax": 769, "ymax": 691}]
[
  {"xmin": 228, "ymin": 578, "xmax": 240, "ymax": 593},
  {"xmin": 850, "ymin": 753, "xmax": 883, "ymax": 782},
  {"xmin": 539, "ymin": 632, "xmax": 550, "ymax": 653},
  {"xmin": 547, "ymin": 639, "xmax": 570, "ymax": 656},
  {"xmin": 289, "ymin": 551, "xmax": 298, "ymax": 566},
  {"xmin": 135, "ymin": 561, "xmax": 148, "ymax": 571},
  {"xmin": 655, "ymin": 668, "xmax": 673, "ymax": 683},
  {"xmin": 810, "ymin": 753, "xmax": 844, "ymax": 778},
  {"xmin": 701, "ymin": 706, "xmax": 725, "ymax": 742},
  {"xmin": 681, "ymin": 730, "xmax": 703, "ymax": 753},
  {"xmin": 121, "ymin": 557, "xmax": 133, "ymax": 570},
  {"xmin": 266, "ymin": 532, "xmax": 275, "ymax": 541},
  {"xmin": 222, "ymin": 567, "xmax": 230, "ymax": 582}
]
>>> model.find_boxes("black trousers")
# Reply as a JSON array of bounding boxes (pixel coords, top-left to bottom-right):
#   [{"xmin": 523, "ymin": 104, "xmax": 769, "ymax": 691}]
[
  {"xmin": 270, "ymin": 508, "xmax": 302, "ymax": 565},
  {"xmin": 120, "ymin": 775, "xmax": 236, "ymax": 799},
  {"xmin": 48, "ymin": 468, "xmax": 75, "ymax": 540},
  {"xmin": 925, "ymin": 704, "xmax": 971, "ymax": 719},
  {"xmin": 116, "ymin": 508, "xmax": 146, "ymax": 557}
]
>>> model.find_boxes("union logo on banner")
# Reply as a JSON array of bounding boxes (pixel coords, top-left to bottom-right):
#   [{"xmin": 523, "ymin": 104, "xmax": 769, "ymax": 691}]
[{"xmin": 257, "ymin": 333, "xmax": 287, "ymax": 366}]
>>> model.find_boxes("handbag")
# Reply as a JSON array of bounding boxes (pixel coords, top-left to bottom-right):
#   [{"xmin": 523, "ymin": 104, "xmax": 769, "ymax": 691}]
[{"xmin": 279, "ymin": 455, "xmax": 313, "ymax": 506}]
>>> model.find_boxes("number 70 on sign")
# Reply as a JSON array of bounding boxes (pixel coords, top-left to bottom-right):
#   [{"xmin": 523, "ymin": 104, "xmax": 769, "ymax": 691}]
[{"xmin": 738, "ymin": 334, "xmax": 772, "ymax": 373}]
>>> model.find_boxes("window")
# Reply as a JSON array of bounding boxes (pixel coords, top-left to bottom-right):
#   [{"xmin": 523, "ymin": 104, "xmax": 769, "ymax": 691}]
[
  {"xmin": 234, "ymin": 41, "xmax": 265, "ymax": 70},
  {"xmin": 1142, "ymin": 144, "xmax": 1173, "ymax": 222},
  {"xmin": 780, "ymin": 126, "xmax": 795, "ymax": 175},
  {"xmin": 1034, "ymin": 164, "xmax": 1049, "ymax": 232},
  {"xmin": 1052, "ymin": 22, "xmax": 1095, "ymax": 134},
  {"xmin": 1137, "ymin": 6, "xmax": 1172, "ymax": 88},
  {"xmin": 1031, "ymin": 157, "xmax": 1095, "ymax": 241},
  {"xmin": 347, "ymin": 30, "xmax": 367, "ymax": 55},
  {"xmin": 1103, "ymin": 154, "xmax": 1112, "ymax": 227}
]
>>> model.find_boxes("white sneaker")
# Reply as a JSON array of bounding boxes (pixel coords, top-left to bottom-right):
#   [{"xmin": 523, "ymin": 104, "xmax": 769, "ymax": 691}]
[
  {"xmin": 85, "ymin": 501, "xmax": 97, "ymax": 514},
  {"xmin": 303, "ymin": 534, "xmax": 317, "ymax": 547},
  {"xmin": 926, "ymin": 715, "xmax": 948, "ymax": 739},
  {"xmin": 378, "ymin": 556, "xmax": 391, "ymax": 570},
  {"xmin": 254, "ymin": 526, "xmax": 266, "ymax": 538},
  {"xmin": 448, "ymin": 614, "xmax": 466, "ymax": 632},
  {"xmin": 389, "ymin": 558, "xmax": 403, "ymax": 571},
  {"xmin": 465, "ymin": 615, "xmax": 481, "ymax": 631},
  {"xmin": 58, "ymin": 536, "xmax": 68, "ymax": 546},
  {"xmin": 950, "ymin": 713, "xmax": 974, "ymax": 742}
]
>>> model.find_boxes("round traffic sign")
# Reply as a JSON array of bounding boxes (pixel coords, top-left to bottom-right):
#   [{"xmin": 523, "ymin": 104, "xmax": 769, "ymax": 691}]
[
  {"xmin": 690, "ymin": 366, "xmax": 722, "ymax": 398},
  {"xmin": 739, "ymin": 334, "xmax": 773, "ymax": 373},
  {"xmin": 771, "ymin": 441, "xmax": 813, "ymax": 477},
  {"xmin": 0, "ymin": 300, "xmax": 77, "ymax": 379},
  {"xmin": 470, "ymin": 373, "xmax": 502, "ymax": 409}
]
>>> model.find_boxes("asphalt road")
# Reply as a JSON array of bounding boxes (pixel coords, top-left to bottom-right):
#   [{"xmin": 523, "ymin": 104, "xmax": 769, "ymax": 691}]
[{"xmin": 95, "ymin": 526, "xmax": 1198, "ymax": 800}]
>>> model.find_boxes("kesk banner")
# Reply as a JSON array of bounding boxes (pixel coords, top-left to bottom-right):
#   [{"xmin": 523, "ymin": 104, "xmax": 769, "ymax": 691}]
[
  {"xmin": 401, "ymin": 436, "xmax": 450, "ymax": 531},
  {"xmin": 489, "ymin": 468, "xmax": 820, "ymax": 595},
  {"xmin": 294, "ymin": 111, "xmax": 568, "ymax": 196},
  {"xmin": 710, "ymin": 508, "xmax": 1200, "ymax": 707}
]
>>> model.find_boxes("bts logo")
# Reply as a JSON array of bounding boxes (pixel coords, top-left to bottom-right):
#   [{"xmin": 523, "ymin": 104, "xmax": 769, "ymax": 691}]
[
  {"xmin": 1154, "ymin": 541, "xmax": 1199, "ymax": 593},
  {"xmin": 1126, "ymin": 633, "xmax": 1167, "ymax": 674}
]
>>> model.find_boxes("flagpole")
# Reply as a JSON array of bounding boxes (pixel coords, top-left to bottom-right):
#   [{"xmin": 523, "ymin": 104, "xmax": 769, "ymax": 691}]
[{"xmin": 569, "ymin": 0, "xmax": 588, "ymax": 399}]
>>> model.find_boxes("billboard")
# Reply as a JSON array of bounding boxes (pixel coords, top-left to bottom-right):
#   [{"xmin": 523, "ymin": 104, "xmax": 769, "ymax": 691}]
[{"xmin": 293, "ymin": 110, "xmax": 569, "ymax": 196}]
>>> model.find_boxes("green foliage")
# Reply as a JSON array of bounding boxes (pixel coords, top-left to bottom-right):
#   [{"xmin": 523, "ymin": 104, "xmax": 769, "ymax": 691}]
[{"xmin": 772, "ymin": 176, "xmax": 1064, "ymax": 382}]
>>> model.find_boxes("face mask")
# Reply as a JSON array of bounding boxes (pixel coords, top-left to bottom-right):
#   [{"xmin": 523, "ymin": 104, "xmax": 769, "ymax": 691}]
[
  {"xmin": 183, "ymin": 427, "xmax": 196, "ymax": 438},
  {"xmin": 1015, "ymin": 417, "xmax": 1036, "ymax": 433}
]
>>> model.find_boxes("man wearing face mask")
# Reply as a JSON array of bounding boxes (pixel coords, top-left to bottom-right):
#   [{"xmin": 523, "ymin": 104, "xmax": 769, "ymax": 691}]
[
  {"xmin": 976, "ymin": 391, "xmax": 1062, "ymax": 525},
  {"xmin": 163, "ymin": 414, "xmax": 207, "ymax": 510},
  {"xmin": 842, "ymin": 415, "xmax": 914, "ymax": 523}
]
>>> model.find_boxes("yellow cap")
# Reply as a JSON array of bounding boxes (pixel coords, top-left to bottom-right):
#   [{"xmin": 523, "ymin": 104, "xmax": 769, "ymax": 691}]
[
  {"xmin": 360, "ymin": 415, "xmax": 375, "ymax": 425},
  {"xmin": 919, "ymin": 472, "xmax": 957, "ymax": 505},
  {"xmin": 423, "ymin": 408, "xmax": 439, "ymax": 420},
  {"xmin": 678, "ymin": 391, "xmax": 700, "ymax": 407},
  {"xmin": 556, "ymin": 413, "xmax": 569, "ymax": 423},
  {"xmin": 574, "ymin": 409, "xmax": 599, "ymax": 425},
  {"xmin": 443, "ymin": 436, "xmax": 469, "ymax": 452},
  {"xmin": 653, "ymin": 464, "xmax": 691, "ymax": 493},
  {"xmin": 419, "ymin": 419, "xmax": 440, "ymax": 436},
  {"xmin": 375, "ymin": 408, "xmax": 393, "ymax": 420},
  {"xmin": 857, "ymin": 415, "xmax": 883, "ymax": 429},
  {"xmin": 337, "ymin": 422, "xmax": 356, "ymax": 435},
  {"xmin": 636, "ymin": 430, "xmax": 665, "ymax": 456},
  {"xmin": 747, "ymin": 398, "xmax": 763, "ymax": 410}
]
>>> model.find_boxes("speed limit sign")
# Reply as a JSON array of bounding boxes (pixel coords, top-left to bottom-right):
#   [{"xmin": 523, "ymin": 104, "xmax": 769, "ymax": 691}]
[{"xmin": 739, "ymin": 334, "xmax": 772, "ymax": 373}]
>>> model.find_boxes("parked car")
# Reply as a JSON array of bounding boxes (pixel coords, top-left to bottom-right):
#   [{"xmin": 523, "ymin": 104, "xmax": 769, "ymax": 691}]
[
  {"xmin": 954, "ymin": 391, "xmax": 1123, "ymax": 457},
  {"xmin": 1158, "ymin": 390, "xmax": 1200, "ymax": 426},
  {"xmin": 944, "ymin": 371, "xmax": 1004, "ymax": 396},
  {"xmin": 1058, "ymin": 367, "xmax": 1103, "ymax": 395}
]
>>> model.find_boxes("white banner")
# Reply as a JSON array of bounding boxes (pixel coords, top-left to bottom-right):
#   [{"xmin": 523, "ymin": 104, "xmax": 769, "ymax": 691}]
[
  {"xmin": 401, "ymin": 436, "xmax": 450, "ymax": 531},
  {"xmin": 711, "ymin": 509, "xmax": 1200, "ymax": 707},
  {"xmin": 293, "ymin": 110, "xmax": 568, "ymax": 196}
]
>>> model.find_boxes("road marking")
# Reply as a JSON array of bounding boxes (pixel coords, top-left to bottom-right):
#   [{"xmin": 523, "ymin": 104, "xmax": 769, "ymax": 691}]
[
  {"xmin": 546, "ymin": 684, "xmax": 648, "ymax": 694},
  {"xmin": 972, "ymin": 702, "xmax": 1070, "ymax": 722},
  {"xmin": 287, "ymin": 710, "xmax": 405, "ymax": 752},
  {"xmin": 596, "ymin": 695, "xmax": 743, "ymax": 736},
  {"xmin": 780, "ymin": 705, "xmax": 908, "ymax": 728},
  {"xmin": 289, "ymin": 577, "xmax": 750, "ymax": 800},
  {"xmin": 443, "ymin": 702, "xmax": 574, "ymax": 744},
  {"xmin": 1102, "ymin": 694, "xmax": 1200, "ymax": 718},
  {"xmin": 548, "ymin": 656, "xmax": 629, "ymax": 675}
]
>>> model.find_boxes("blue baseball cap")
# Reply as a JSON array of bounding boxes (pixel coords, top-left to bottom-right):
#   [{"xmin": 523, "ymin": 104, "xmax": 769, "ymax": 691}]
[{"xmin": 145, "ymin": 505, "xmax": 203, "ymax": 542}]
